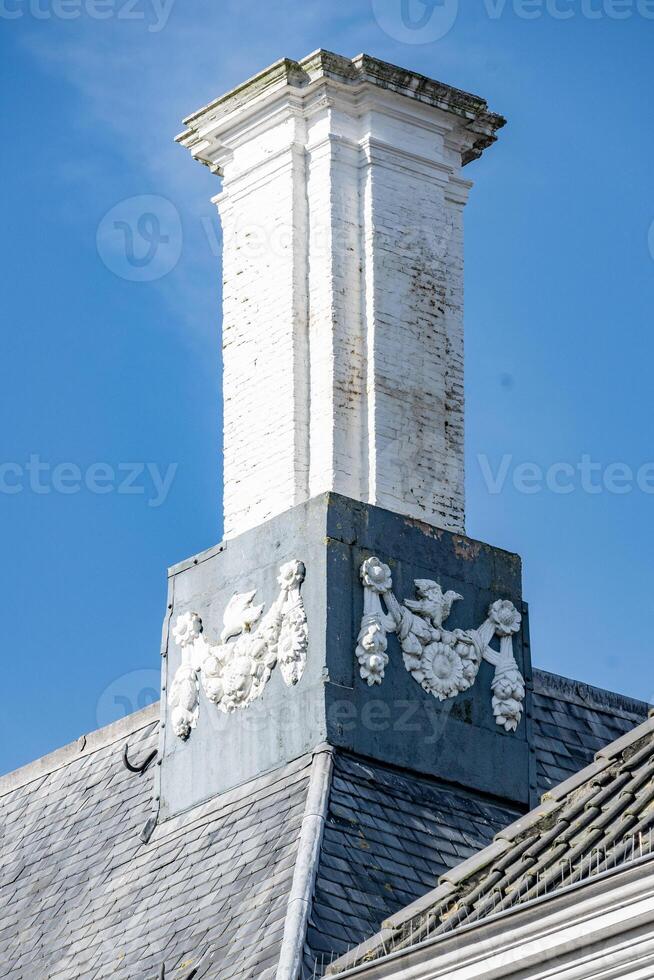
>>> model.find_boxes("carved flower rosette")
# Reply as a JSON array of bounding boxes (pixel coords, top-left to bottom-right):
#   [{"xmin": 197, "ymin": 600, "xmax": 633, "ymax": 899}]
[
  {"xmin": 168, "ymin": 560, "xmax": 308, "ymax": 739},
  {"xmin": 356, "ymin": 557, "xmax": 525, "ymax": 732},
  {"xmin": 405, "ymin": 630, "xmax": 482, "ymax": 702}
]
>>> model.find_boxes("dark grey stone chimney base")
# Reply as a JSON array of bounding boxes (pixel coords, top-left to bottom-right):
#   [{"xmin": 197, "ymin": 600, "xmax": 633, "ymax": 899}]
[{"xmin": 156, "ymin": 493, "xmax": 535, "ymax": 821}]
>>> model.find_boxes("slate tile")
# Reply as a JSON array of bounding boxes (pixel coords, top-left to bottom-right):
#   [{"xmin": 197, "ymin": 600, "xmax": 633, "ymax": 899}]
[{"xmin": 0, "ymin": 718, "xmax": 310, "ymax": 980}]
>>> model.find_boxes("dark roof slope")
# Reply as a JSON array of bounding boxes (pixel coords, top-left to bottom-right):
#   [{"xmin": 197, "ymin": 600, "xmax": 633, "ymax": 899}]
[
  {"xmin": 532, "ymin": 669, "xmax": 648, "ymax": 795},
  {"xmin": 0, "ymin": 710, "xmax": 518, "ymax": 980},
  {"xmin": 0, "ymin": 707, "xmax": 312, "ymax": 980},
  {"xmin": 304, "ymin": 753, "xmax": 519, "ymax": 975},
  {"xmin": 328, "ymin": 713, "xmax": 654, "ymax": 974},
  {"xmin": 0, "ymin": 671, "xmax": 647, "ymax": 980}
]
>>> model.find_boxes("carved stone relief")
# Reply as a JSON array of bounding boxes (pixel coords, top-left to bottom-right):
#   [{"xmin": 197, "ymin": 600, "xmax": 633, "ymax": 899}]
[
  {"xmin": 169, "ymin": 560, "xmax": 308, "ymax": 739},
  {"xmin": 357, "ymin": 557, "xmax": 525, "ymax": 732}
]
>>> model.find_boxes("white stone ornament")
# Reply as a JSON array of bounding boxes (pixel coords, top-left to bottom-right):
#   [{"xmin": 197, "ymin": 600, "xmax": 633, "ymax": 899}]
[
  {"xmin": 169, "ymin": 560, "xmax": 308, "ymax": 739},
  {"xmin": 357, "ymin": 558, "xmax": 525, "ymax": 732},
  {"xmin": 168, "ymin": 664, "xmax": 200, "ymax": 741}
]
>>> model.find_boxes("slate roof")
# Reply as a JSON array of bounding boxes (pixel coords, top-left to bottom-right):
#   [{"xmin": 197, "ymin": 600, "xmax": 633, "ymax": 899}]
[
  {"xmin": 304, "ymin": 753, "xmax": 519, "ymax": 975},
  {"xmin": 327, "ymin": 711, "xmax": 654, "ymax": 975},
  {"xmin": 532, "ymin": 669, "xmax": 648, "ymax": 795},
  {"xmin": 304, "ymin": 671, "xmax": 648, "ymax": 973},
  {"xmin": 0, "ymin": 706, "xmax": 312, "ymax": 980},
  {"xmin": 0, "ymin": 672, "xmax": 648, "ymax": 980}
]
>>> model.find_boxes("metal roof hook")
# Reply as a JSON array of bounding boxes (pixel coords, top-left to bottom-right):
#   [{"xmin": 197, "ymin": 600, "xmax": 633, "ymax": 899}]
[{"xmin": 122, "ymin": 743, "xmax": 158, "ymax": 775}]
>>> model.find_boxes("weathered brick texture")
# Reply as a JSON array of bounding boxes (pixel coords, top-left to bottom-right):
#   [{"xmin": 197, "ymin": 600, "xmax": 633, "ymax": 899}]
[{"xmin": 178, "ymin": 52, "xmax": 504, "ymax": 538}]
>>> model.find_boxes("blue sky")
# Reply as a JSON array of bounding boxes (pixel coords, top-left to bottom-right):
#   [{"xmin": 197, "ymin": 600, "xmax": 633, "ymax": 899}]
[{"xmin": 1, "ymin": 0, "xmax": 653, "ymax": 774}]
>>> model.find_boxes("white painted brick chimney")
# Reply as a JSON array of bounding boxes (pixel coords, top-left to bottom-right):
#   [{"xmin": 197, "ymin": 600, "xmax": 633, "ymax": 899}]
[{"xmin": 178, "ymin": 51, "xmax": 504, "ymax": 539}]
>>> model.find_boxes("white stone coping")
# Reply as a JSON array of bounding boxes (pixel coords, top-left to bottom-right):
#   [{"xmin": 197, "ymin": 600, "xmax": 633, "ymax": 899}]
[{"xmin": 176, "ymin": 49, "xmax": 505, "ymax": 153}]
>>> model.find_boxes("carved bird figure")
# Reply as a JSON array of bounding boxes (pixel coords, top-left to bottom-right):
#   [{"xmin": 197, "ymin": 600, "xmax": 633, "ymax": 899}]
[
  {"xmin": 220, "ymin": 590, "xmax": 265, "ymax": 642},
  {"xmin": 404, "ymin": 580, "xmax": 463, "ymax": 628}
]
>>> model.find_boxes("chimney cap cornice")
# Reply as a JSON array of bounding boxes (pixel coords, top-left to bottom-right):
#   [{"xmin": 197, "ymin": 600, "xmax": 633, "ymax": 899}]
[{"xmin": 176, "ymin": 49, "xmax": 506, "ymax": 166}]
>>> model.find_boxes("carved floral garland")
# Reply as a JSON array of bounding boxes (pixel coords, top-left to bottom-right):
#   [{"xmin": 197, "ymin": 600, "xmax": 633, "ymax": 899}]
[
  {"xmin": 356, "ymin": 557, "xmax": 525, "ymax": 732},
  {"xmin": 169, "ymin": 560, "xmax": 308, "ymax": 739}
]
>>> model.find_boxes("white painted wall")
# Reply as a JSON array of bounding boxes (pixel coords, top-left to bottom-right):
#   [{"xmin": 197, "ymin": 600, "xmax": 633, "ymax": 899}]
[{"xmin": 179, "ymin": 53, "xmax": 503, "ymax": 539}]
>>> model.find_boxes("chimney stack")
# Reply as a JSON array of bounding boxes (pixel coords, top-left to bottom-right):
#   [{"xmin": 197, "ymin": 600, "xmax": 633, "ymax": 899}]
[
  {"xmin": 158, "ymin": 54, "xmax": 528, "ymax": 824},
  {"xmin": 177, "ymin": 51, "xmax": 505, "ymax": 539}
]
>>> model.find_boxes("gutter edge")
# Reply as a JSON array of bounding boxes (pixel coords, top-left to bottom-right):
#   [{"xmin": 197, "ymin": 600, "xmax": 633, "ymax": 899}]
[{"xmin": 276, "ymin": 743, "xmax": 335, "ymax": 980}]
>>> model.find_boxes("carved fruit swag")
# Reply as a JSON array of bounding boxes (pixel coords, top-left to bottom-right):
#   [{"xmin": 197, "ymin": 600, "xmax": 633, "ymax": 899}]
[
  {"xmin": 168, "ymin": 560, "xmax": 308, "ymax": 739},
  {"xmin": 356, "ymin": 557, "xmax": 525, "ymax": 732}
]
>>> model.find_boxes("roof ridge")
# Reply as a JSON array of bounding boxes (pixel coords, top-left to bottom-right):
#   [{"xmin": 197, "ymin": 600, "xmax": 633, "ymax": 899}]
[
  {"xmin": 533, "ymin": 668, "xmax": 649, "ymax": 718},
  {"xmin": 0, "ymin": 702, "xmax": 159, "ymax": 798}
]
